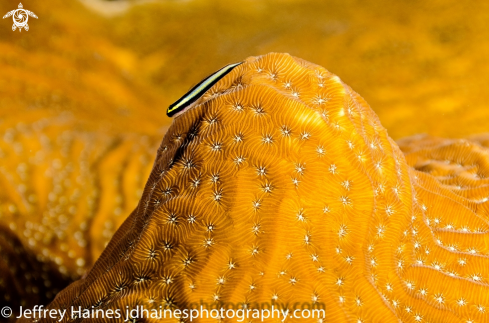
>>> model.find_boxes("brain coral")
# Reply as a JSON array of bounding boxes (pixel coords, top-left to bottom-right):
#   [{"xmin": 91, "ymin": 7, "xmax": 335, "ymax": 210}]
[
  {"xmin": 0, "ymin": 116, "xmax": 158, "ymax": 314},
  {"xmin": 19, "ymin": 53, "xmax": 489, "ymax": 323}
]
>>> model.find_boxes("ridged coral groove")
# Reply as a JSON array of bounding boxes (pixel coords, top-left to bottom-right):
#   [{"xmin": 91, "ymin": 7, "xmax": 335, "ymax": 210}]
[{"xmin": 20, "ymin": 53, "xmax": 489, "ymax": 323}]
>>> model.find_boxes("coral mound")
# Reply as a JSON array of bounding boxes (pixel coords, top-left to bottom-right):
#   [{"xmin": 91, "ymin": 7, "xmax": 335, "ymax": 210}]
[{"xmin": 23, "ymin": 53, "xmax": 489, "ymax": 322}]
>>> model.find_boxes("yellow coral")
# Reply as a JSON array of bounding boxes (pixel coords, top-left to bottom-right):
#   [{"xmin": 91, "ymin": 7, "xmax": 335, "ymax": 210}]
[
  {"xmin": 16, "ymin": 53, "xmax": 488, "ymax": 322},
  {"xmin": 0, "ymin": 116, "xmax": 157, "ymax": 312}
]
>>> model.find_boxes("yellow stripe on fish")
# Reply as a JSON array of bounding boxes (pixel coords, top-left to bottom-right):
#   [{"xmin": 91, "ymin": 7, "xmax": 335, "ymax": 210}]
[{"xmin": 166, "ymin": 62, "xmax": 243, "ymax": 117}]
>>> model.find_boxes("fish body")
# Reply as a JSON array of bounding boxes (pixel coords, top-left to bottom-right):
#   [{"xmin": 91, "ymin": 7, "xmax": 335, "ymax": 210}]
[{"xmin": 166, "ymin": 62, "xmax": 243, "ymax": 117}]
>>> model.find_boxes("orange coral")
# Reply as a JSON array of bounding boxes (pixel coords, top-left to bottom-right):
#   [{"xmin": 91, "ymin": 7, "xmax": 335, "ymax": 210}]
[
  {"xmin": 3, "ymin": 0, "xmax": 489, "ymax": 320},
  {"xmin": 399, "ymin": 134, "xmax": 489, "ymax": 203},
  {"xmin": 17, "ymin": 53, "xmax": 489, "ymax": 322},
  {"xmin": 0, "ymin": 116, "xmax": 157, "ymax": 314}
]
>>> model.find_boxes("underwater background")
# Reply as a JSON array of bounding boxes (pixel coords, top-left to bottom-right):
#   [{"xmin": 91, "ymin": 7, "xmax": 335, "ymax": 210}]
[{"xmin": 1, "ymin": 0, "xmax": 489, "ymax": 139}]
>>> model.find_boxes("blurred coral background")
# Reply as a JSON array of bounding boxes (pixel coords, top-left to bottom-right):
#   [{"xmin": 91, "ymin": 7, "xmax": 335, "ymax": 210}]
[
  {"xmin": 1, "ymin": 0, "xmax": 489, "ymax": 316},
  {"xmin": 3, "ymin": 0, "xmax": 489, "ymax": 139}
]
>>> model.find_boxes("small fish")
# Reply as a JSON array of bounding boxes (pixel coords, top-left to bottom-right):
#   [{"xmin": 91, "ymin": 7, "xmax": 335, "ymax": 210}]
[{"xmin": 166, "ymin": 62, "xmax": 243, "ymax": 117}]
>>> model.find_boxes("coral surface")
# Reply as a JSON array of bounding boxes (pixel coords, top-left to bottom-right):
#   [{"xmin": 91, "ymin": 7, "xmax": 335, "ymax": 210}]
[
  {"xmin": 15, "ymin": 53, "xmax": 489, "ymax": 323},
  {"xmin": 0, "ymin": 115, "xmax": 158, "ymax": 313},
  {"xmin": 2, "ymin": 0, "xmax": 489, "ymax": 321}
]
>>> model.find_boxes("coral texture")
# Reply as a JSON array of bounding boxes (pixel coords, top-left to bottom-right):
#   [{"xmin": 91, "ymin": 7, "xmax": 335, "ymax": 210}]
[
  {"xmin": 18, "ymin": 53, "xmax": 489, "ymax": 322},
  {"xmin": 0, "ymin": 116, "xmax": 157, "ymax": 313}
]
